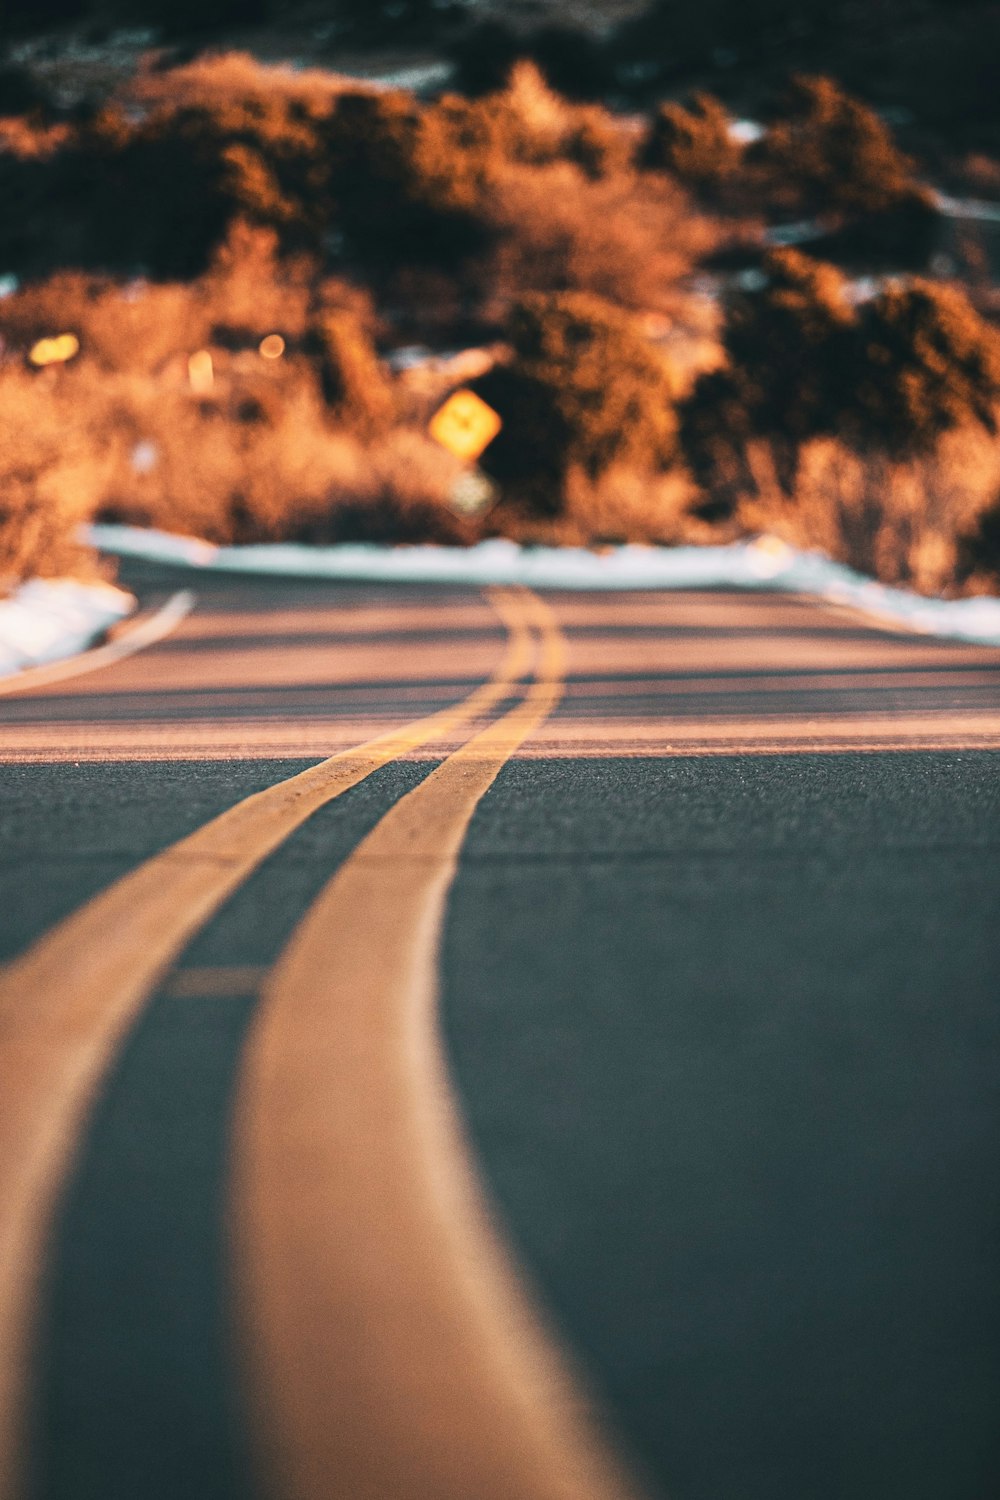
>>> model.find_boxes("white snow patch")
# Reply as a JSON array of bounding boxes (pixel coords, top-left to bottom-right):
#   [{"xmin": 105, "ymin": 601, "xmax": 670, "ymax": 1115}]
[
  {"xmin": 933, "ymin": 192, "xmax": 1000, "ymax": 224},
  {"xmin": 84, "ymin": 524, "xmax": 1000, "ymax": 648},
  {"xmin": 762, "ymin": 219, "xmax": 825, "ymax": 247},
  {"xmin": 729, "ymin": 119, "xmax": 765, "ymax": 145},
  {"xmin": 844, "ymin": 274, "xmax": 888, "ymax": 305},
  {"xmin": 362, "ymin": 62, "xmax": 454, "ymax": 93},
  {"xmin": 0, "ymin": 577, "xmax": 135, "ymax": 680},
  {"xmin": 386, "ymin": 344, "xmax": 435, "ymax": 371}
]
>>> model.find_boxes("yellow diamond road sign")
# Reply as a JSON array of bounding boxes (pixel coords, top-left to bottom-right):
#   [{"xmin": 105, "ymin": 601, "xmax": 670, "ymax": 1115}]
[{"xmin": 428, "ymin": 388, "xmax": 502, "ymax": 462}]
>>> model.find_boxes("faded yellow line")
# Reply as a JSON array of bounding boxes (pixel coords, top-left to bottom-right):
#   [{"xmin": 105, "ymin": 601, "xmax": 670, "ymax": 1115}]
[
  {"xmin": 0, "ymin": 587, "xmax": 534, "ymax": 1500},
  {"xmin": 231, "ymin": 594, "xmax": 643, "ymax": 1500},
  {"xmin": 162, "ymin": 965, "xmax": 269, "ymax": 998}
]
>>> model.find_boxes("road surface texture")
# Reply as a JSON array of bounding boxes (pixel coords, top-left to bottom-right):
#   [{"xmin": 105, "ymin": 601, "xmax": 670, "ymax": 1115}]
[{"xmin": 1, "ymin": 559, "xmax": 998, "ymax": 1500}]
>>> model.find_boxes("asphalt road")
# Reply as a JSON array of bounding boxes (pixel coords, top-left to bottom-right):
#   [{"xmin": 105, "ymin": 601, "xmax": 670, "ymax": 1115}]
[{"xmin": 1, "ymin": 560, "xmax": 999, "ymax": 1500}]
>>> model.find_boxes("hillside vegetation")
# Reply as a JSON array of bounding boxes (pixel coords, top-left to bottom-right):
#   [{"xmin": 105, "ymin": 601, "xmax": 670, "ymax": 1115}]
[{"xmin": 0, "ymin": 33, "xmax": 998, "ymax": 595}]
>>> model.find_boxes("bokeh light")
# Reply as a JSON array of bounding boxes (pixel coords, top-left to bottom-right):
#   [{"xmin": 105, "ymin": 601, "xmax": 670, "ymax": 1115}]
[
  {"xmin": 28, "ymin": 333, "xmax": 79, "ymax": 367},
  {"xmin": 188, "ymin": 350, "xmax": 215, "ymax": 394}
]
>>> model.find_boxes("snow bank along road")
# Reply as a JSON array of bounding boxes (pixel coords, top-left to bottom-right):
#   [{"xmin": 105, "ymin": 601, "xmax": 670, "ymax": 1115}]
[{"xmin": 1, "ymin": 559, "xmax": 998, "ymax": 1500}]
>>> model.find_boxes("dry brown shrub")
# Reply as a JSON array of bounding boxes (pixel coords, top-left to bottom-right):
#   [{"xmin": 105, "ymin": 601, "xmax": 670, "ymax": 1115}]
[
  {"xmin": 307, "ymin": 309, "xmax": 396, "ymax": 433},
  {"xmin": 643, "ymin": 93, "xmax": 744, "ymax": 200},
  {"xmin": 0, "ymin": 367, "xmax": 110, "ymax": 583},
  {"xmin": 304, "ymin": 431, "xmax": 478, "ymax": 547},
  {"xmin": 127, "ymin": 52, "xmax": 353, "ymax": 115},
  {"xmin": 853, "ymin": 277, "xmax": 1000, "ymax": 450},
  {"xmin": 0, "ymin": 273, "xmax": 212, "ymax": 375},
  {"xmin": 541, "ymin": 465, "xmax": 700, "ymax": 547},
  {"xmin": 753, "ymin": 74, "xmax": 924, "ymax": 219},
  {"xmin": 474, "ymin": 291, "xmax": 680, "ymax": 517},
  {"xmin": 0, "ymin": 116, "xmax": 70, "ymax": 158},
  {"xmin": 199, "ymin": 221, "xmax": 319, "ymax": 341},
  {"xmin": 0, "ymin": 224, "xmax": 376, "ymax": 381},
  {"xmin": 480, "ymin": 161, "xmax": 716, "ymax": 315},
  {"xmin": 683, "ymin": 254, "xmax": 1000, "ymax": 517},
  {"xmin": 93, "ymin": 368, "xmax": 336, "ymax": 542},
  {"xmin": 44, "ymin": 349, "xmax": 466, "ymax": 548},
  {"xmin": 736, "ymin": 425, "xmax": 1000, "ymax": 595},
  {"xmin": 468, "ymin": 61, "xmax": 633, "ymax": 178}
]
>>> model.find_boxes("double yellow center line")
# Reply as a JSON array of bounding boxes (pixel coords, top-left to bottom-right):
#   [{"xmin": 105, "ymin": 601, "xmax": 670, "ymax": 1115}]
[{"xmin": 0, "ymin": 587, "xmax": 640, "ymax": 1500}]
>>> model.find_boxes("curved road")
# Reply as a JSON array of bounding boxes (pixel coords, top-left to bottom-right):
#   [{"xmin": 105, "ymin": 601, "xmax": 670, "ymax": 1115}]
[{"xmin": 1, "ymin": 559, "xmax": 999, "ymax": 1500}]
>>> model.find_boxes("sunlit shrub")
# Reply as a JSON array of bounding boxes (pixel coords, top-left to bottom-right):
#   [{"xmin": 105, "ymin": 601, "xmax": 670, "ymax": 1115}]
[
  {"xmin": 480, "ymin": 160, "xmax": 712, "ymax": 316},
  {"xmin": 752, "ymin": 74, "xmax": 924, "ymax": 218},
  {"xmin": 0, "ymin": 367, "xmax": 107, "ymax": 583},
  {"xmin": 299, "ymin": 430, "xmax": 478, "ymax": 546},
  {"xmin": 95, "ymin": 374, "xmax": 471, "ymax": 547},
  {"xmin": 0, "ymin": 271, "xmax": 212, "ymax": 373},
  {"xmin": 0, "ymin": 51, "xmax": 687, "ymax": 305},
  {"xmin": 474, "ymin": 291, "xmax": 678, "ymax": 513},
  {"xmin": 642, "ymin": 93, "xmax": 743, "ymax": 198},
  {"xmin": 489, "ymin": 463, "xmax": 701, "ymax": 547},
  {"xmin": 682, "ymin": 251, "xmax": 1000, "ymax": 514},
  {"xmin": 961, "ymin": 495, "xmax": 1000, "ymax": 590},
  {"xmin": 307, "ymin": 308, "xmax": 395, "ymax": 432},
  {"xmin": 852, "ymin": 278, "xmax": 1000, "ymax": 450},
  {"xmin": 681, "ymin": 249, "xmax": 856, "ymax": 499},
  {"xmin": 200, "ymin": 220, "xmax": 317, "ymax": 343},
  {"xmin": 0, "ymin": 224, "xmax": 334, "ymax": 373},
  {"xmin": 324, "ymin": 89, "xmax": 490, "ymax": 270},
  {"xmin": 735, "ymin": 425, "xmax": 1000, "ymax": 595},
  {"xmin": 451, "ymin": 62, "xmax": 629, "ymax": 178}
]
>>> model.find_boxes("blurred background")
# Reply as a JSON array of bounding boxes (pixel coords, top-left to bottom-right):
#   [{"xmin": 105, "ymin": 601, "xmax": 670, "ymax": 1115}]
[{"xmin": 1, "ymin": 1, "xmax": 999, "ymax": 597}]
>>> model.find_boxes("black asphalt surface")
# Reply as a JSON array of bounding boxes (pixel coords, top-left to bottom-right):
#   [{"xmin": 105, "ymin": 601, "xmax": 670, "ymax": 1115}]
[{"xmin": 1, "ymin": 564, "xmax": 999, "ymax": 1500}]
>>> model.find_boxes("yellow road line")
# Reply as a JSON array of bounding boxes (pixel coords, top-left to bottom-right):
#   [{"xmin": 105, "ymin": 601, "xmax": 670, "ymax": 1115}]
[
  {"xmin": 0, "ymin": 590, "xmax": 195, "ymax": 698},
  {"xmin": 0, "ymin": 587, "xmax": 534, "ymax": 1500},
  {"xmin": 231, "ymin": 594, "xmax": 643, "ymax": 1500}
]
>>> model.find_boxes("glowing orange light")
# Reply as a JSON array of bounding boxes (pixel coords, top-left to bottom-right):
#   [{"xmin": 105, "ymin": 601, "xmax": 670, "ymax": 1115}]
[
  {"xmin": 188, "ymin": 349, "xmax": 214, "ymax": 394},
  {"xmin": 259, "ymin": 333, "xmax": 285, "ymax": 360},
  {"xmin": 29, "ymin": 333, "xmax": 79, "ymax": 367},
  {"xmin": 428, "ymin": 388, "xmax": 502, "ymax": 462}
]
